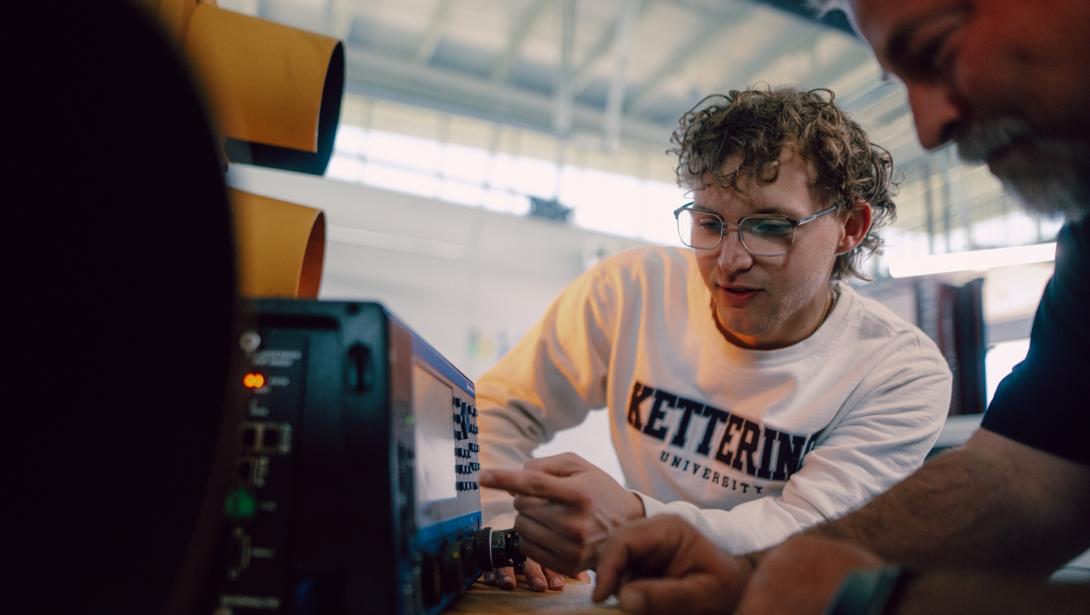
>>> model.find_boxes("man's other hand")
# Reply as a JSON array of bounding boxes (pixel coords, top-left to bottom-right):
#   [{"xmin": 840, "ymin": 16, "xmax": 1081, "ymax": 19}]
[
  {"xmin": 478, "ymin": 452, "xmax": 645, "ymax": 575},
  {"xmin": 482, "ymin": 557, "xmax": 589, "ymax": 591},
  {"xmin": 593, "ymin": 515, "xmax": 750, "ymax": 615},
  {"xmin": 738, "ymin": 535, "xmax": 883, "ymax": 615}
]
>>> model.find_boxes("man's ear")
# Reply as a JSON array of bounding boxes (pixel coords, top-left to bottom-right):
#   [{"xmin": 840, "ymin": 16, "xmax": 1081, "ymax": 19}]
[{"xmin": 836, "ymin": 199, "xmax": 872, "ymax": 255}]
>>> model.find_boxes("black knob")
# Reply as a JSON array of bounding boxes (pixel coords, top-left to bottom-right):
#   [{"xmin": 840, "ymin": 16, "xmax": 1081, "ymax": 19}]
[{"xmin": 474, "ymin": 527, "xmax": 526, "ymax": 573}]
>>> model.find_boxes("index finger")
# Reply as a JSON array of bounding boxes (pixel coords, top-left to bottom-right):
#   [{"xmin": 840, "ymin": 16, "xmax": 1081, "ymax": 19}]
[
  {"xmin": 478, "ymin": 468, "xmax": 586, "ymax": 505},
  {"xmin": 524, "ymin": 452, "xmax": 589, "ymax": 476}
]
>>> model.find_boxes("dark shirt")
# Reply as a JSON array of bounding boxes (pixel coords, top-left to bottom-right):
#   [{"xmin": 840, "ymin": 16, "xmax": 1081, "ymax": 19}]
[{"xmin": 982, "ymin": 215, "xmax": 1090, "ymax": 466}]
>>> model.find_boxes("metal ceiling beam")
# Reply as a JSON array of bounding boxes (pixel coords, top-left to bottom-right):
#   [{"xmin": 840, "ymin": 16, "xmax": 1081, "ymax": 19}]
[
  {"xmin": 603, "ymin": 0, "xmax": 641, "ymax": 150},
  {"xmin": 323, "ymin": 0, "xmax": 355, "ymax": 40},
  {"xmin": 492, "ymin": 0, "xmax": 550, "ymax": 82},
  {"xmin": 744, "ymin": 0, "xmax": 856, "ymax": 36},
  {"xmin": 724, "ymin": 21, "xmax": 823, "ymax": 92},
  {"xmin": 415, "ymin": 0, "xmax": 453, "ymax": 64},
  {"xmin": 803, "ymin": 45, "xmax": 873, "ymax": 94},
  {"xmin": 568, "ymin": 0, "xmax": 647, "ymax": 96},
  {"xmin": 828, "ymin": 65, "xmax": 885, "ymax": 109},
  {"xmin": 222, "ymin": 0, "xmax": 261, "ymax": 16},
  {"xmin": 344, "ymin": 46, "xmax": 672, "ymax": 148},
  {"xmin": 625, "ymin": 5, "xmax": 752, "ymax": 115},
  {"xmin": 554, "ymin": 0, "xmax": 576, "ymax": 134}
]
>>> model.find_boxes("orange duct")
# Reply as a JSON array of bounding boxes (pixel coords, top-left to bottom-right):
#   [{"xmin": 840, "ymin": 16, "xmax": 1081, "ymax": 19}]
[
  {"xmin": 184, "ymin": 4, "xmax": 345, "ymax": 175},
  {"xmin": 141, "ymin": 0, "xmax": 341, "ymax": 298},
  {"xmin": 230, "ymin": 189, "xmax": 325, "ymax": 299}
]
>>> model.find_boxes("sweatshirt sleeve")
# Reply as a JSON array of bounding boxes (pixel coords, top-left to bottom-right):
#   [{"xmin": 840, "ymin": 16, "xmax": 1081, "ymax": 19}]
[
  {"xmin": 637, "ymin": 344, "xmax": 951, "ymax": 554},
  {"xmin": 477, "ymin": 262, "xmax": 619, "ymax": 529}
]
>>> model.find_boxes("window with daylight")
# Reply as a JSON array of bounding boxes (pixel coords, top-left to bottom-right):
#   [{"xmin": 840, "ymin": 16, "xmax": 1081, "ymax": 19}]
[{"xmin": 328, "ymin": 124, "xmax": 688, "ymax": 247}]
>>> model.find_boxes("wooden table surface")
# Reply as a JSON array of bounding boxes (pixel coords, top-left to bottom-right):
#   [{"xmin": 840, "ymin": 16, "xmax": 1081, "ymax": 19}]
[{"xmin": 446, "ymin": 579, "xmax": 619, "ymax": 614}]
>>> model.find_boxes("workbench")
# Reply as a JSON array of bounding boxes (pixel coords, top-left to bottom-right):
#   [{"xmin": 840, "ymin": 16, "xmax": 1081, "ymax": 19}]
[{"xmin": 447, "ymin": 579, "xmax": 619, "ymax": 614}]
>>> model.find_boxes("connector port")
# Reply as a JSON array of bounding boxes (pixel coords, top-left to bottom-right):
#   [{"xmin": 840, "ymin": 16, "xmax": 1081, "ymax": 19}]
[
  {"xmin": 241, "ymin": 422, "xmax": 291, "ymax": 454},
  {"xmin": 241, "ymin": 425, "xmax": 258, "ymax": 450},
  {"xmin": 236, "ymin": 459, "xmax": 254, "ymax": 482},
  {"xmin": 263, "ymin": 426, "xmax": 281, "ymax": 448}
]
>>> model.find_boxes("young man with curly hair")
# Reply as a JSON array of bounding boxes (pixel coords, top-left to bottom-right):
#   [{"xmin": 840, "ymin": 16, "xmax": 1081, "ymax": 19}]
[{"xmin": 477, "ymin": 86, "xmax": 952, "ymax": 591}]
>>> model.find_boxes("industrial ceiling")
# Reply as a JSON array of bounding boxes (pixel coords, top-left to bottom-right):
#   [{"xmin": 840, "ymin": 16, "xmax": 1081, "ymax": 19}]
[{"xmin": 216, "ymin": 0, "xmax": 1036, "ymax": 254}]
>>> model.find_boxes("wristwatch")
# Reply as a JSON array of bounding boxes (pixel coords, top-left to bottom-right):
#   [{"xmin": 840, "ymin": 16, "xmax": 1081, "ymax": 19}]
[{"xmin": 823, "ymin": 565, "xmax": 914, "ymax": 615}]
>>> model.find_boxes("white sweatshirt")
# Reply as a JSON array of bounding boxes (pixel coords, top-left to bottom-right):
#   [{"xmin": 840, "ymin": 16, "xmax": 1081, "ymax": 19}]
[{"xmin": 478, "ymin": 246, "xmax": 951, "ymax": 554}]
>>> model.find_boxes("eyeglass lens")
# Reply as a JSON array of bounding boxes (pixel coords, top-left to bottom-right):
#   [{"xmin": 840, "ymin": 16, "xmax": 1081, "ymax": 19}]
[{"xmin": 676, "ymin": 209, "xmax": 795, "ymax": 256}]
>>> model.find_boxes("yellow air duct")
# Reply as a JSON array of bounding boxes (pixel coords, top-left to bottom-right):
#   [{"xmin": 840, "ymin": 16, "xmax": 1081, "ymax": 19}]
[
  {"xmin": 183, "ymin": 4, "xmax": 345, "ymax": 175},
  {"xmin": 142, "ymin": 0, "xmax": 343, "ymax": 298},
  {"xmin": 230, "ymin": 189, "xmax": 326, "ymax": 299}
]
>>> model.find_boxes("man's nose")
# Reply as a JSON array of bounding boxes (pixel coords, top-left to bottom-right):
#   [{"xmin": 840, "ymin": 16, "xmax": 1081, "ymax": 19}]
[
  {"xmin": 716, "ymin": 229, "xmax": 753, "ymax": 272},
  {"xmin": 906, "ymin": 80, "xmax": 967, "ymax": 150}
]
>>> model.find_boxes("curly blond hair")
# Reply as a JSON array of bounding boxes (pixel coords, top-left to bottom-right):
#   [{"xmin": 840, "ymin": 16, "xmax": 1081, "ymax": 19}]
[{"xmin": 669, "ymin": 86, "xmax": 896, "ymax": 280}]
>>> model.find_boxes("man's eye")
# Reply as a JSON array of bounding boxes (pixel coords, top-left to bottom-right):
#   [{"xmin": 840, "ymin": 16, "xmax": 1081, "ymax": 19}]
[
  {"xmin": 892, "ymin": 9, "xmax": 967, "ymax": 82},
  {"xmin": 908, "ymin": 35, "xmax": 954, "ymax": 79},
  {"xmin": 748, "ymin": 219, "xmax": 793, "ymax": 237}
]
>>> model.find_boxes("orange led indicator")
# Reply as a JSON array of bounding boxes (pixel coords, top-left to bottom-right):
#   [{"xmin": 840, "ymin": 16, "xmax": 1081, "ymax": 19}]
[{"xmin": 243, "ymin": 372, "xmax": 266, "ymax": 389}]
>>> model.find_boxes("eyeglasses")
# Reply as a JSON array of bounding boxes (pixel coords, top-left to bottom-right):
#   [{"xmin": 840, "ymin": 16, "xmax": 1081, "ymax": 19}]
[{"xmin": 673, "ymin": 202, "xmax": 840, "ymax": 256}]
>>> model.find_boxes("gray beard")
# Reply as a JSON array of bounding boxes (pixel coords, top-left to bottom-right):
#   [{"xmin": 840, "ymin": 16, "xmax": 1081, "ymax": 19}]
[
  {"xmin": 996, "ymin": 160, "xmax": 1090, "ymax": 222},
  {"xmin": 956, "ymin": 118, "xmax": 1090, "ymax": 221}
]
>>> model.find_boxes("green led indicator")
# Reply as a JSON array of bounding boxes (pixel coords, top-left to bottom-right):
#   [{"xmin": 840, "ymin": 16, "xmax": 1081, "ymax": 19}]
[{"xmin": 225, "ymin": 488, "xmax": 257, "ymax": 519}]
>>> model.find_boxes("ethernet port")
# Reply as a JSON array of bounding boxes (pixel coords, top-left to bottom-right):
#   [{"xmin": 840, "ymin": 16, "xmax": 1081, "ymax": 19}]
[
  {"xmin": 241, "ymin": 425, "xmax": 258, "ymax": 450},
  {"xmin": 263, "ymin": 426, "xmax": 281, "ymax": 448}
]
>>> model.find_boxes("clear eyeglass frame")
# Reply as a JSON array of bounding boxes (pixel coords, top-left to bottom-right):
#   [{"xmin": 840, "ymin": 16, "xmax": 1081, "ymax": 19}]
[{"xmin": 673, "ymin": 202, "xmax": 840, "ymax": 256}]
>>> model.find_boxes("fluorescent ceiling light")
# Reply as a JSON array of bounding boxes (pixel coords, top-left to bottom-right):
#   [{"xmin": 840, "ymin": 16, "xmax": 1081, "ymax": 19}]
[{"xmin": 887, "ymin": 242, "xmax": 1056, "ymax": 278}]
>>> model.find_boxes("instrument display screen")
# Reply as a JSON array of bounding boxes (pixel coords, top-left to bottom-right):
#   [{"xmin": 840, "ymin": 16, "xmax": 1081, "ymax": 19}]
[{"xmin": 412, "ymin": 362, "xmax": 458, "ymax": 504}]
